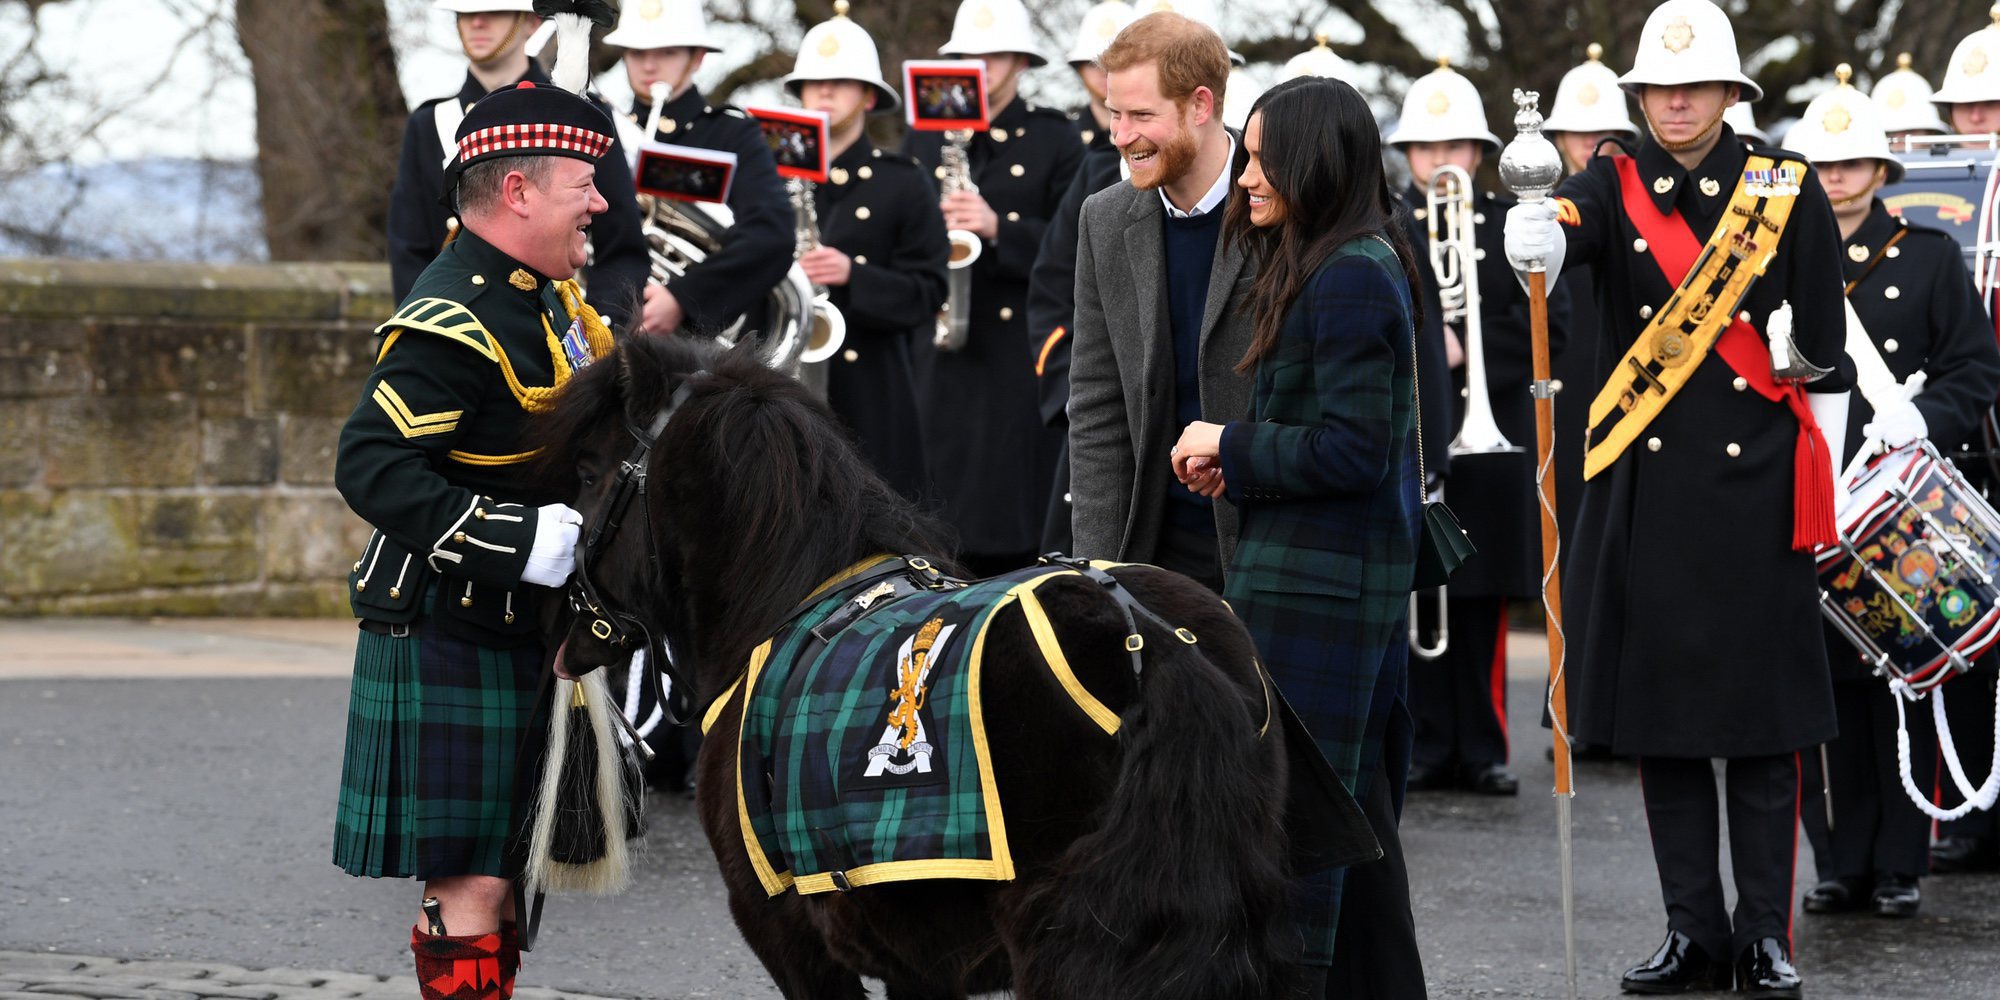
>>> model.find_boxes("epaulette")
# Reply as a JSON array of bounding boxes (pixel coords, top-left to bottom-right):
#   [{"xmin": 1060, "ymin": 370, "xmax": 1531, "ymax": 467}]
[
  {"xmin": 1894, "ymin": 215, "xmax": 1957, "ymax": 241},
  {"xmin": 374, "ymin": 297, "xmax": 499, "ymax": 362}
]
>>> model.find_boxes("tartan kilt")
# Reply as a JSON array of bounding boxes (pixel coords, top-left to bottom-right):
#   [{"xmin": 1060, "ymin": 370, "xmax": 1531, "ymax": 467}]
[{"xmin": 333, "ymin": 621, "xmax": 547, "ymax": 880}]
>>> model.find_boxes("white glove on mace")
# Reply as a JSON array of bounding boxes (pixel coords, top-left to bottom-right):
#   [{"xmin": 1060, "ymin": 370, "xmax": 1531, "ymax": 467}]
[
  {"xmin": 1504, "ymin": 200, "xmax": 1566, "ymax": 289},
  {"xmin": 520, "ymin": 502, "xmax": 584, "ymax": 587}
]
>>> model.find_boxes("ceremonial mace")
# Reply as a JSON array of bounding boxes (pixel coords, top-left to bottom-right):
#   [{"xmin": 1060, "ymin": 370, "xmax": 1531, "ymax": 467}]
[{"xmin": 1498, "ymin": 87, "xmax": 1578, "ymax": 1000}]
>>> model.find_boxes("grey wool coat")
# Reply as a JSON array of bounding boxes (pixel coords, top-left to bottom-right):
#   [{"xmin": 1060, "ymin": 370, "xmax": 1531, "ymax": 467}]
[{"xmin": 1067, "ymin": 144, "xmax": 1256, "ymax": 569}]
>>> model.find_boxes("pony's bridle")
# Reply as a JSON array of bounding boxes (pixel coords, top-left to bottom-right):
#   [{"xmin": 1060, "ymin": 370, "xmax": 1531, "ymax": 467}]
[{"xmin": 567, "ymin": 378, "xmax": 697, "ymax": 726}]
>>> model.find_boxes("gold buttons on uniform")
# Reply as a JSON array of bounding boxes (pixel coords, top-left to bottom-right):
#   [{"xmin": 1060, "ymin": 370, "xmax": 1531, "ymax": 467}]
[
  {"xmin": 504, "ymin": 613, "xmax": 516, "ymax": 624},
  {"xmin": 1884, "ymin": 339, "xmax": 1900, "ymax": 353},
  {"xmin": 853, "ymin": 254, "xmax": 867, "ymax": 264},
  {"xmin": 1473, "ymin": 212, "xmax": 1486, "ymax": 224},
  {"xmin": 1848, "ymin": 244, "xmax": 1869, "ymax": 262},
  {"xmin": 460, "ymin": 596, "xmax": 473, "ymax": 607},
  {"xmin": 352, "ymin": 560, "xmax": 362, "ymax": 572},
  {"xmin": 1885, "ymin": 286, "xmax": 1901, "ymax": 299},
  {"xmin": 999, "ymin": 306, "xmax": 1014, "ymax": 321},
  {"xmin": 831, "ymin": 167, "xmax": 851, "ymax": 185},
  {"xmin": 662, "ymin": 118, "xmax": 678, "ymax": 134},
  {"xmin": 389, "ymin": 587, "xmax": 402, "ymax": 599},
  {"xmin": 1015, "ymin": 127, "xmax": 1025, "ymax": 137},
  {"xmin": 991, "ymin": 127, "xmax": 1008, "ymax": 142},
  {"xmin": 453, "ymin": 532, "xmax": 466, "ymax": 542},
  {"xmin": 843, "ymin": 349, "xmax": 859, "ymax": 362},
  {"xmin": 1006, "ymin": 211, "xmax": 1020, "ymax": 222},
  {"xmin": 1413, "ymin": 208, "xmax": 1429, "ymax": 221},
  {"xmin": 1081, "ymin": 130, "xmax": 1095, "ymax": 144},
  {"xmin": 855, "ymin": 206, "xmax": 871, "ymax": 220},
  {"xmin": 1738, "ymin": 311, "xmax": 1752, "ymax": 322},
  {"xmin": 1726, "ymin": 443, "xmax": 1741, "ymax": 458},
  {"xmin": 1632, "ymin": 238, "xmax": 1649, "ymax": 253},
  {"xmin": 474, "ymin": 508, "xmax": 487, "ymax": 519},
  {"xmin": 1010, "ymin": 164, "xmax": 1026, "ymax": 177},
  {"xmin": 1639, "ymin": 305, "xmax": 1655, "ymax": 319},
  {"xmin": 858, "ymin": 166, "xmax": 873, "ymax": 180},
  {"xmin": 1887, "ymin": 246, "xmax": 1902, "ymax": 258},
  {"xmin": 935, "ymin": 166, "xmax": 947, "ymax": 180},
  {"xmin": 356, "ymin": 581, "xmax": 367, "ymax": 592},
  {"xmin": 1733, "ymin": 376, "xmax": 1748, "ymax": 391},
  {"xmin": 471, "ymin": 275, "xmax": 486, "ymax": 286},
  {"xmin": 1646, "ymin": 437, "xmax": 1662, "ymax": 452}
]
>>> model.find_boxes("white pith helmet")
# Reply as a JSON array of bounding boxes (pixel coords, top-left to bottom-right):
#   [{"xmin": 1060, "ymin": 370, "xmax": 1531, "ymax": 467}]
[
  {"xmin": 1068, "ymin": 1, "xmax": 1135, "ymax": 66},
  {"xmin": 1873, "ymin": 53, "xmax": 1949, "ymax": 135},
  {"xmin": 1618, "ymin": 0, "xmax": 1763, "ymax": 103},
  {"xmin": 1932, "ymin": 5, "xmax": 2000, "ymax": 106},
  {"xmin": 1543, "ymin": 44, "xmax": 1638, "ymax": 137},
  {"xmin": 1131, "ymin": 0, "xmax": 1244, "ymax": 67},
  {"xmin": 1385, "ymin": 56, "xmax": 1501, "ymax": 153},
  {"xmin": 1724, "ymin": 102, "xmax": 1767, "ymax": 143},
  {"xmin": 1280, "ymin": 33, "xmax": 1355, "ymax": 83},
  {"xmin": 602, "ymin": 0, "xmax": 723, "ymax": 53},
  {"xmin": 433, "ymin": 0, "xmax": 534, "ymax": 12},
  {"xmin": 940, "ymin": 0, "xmax": 1050, "ymax": 67},
  {"xmin": 786, "ymin": 2, "xmax": 900, "ymax": 112},
  {"xmin": 1784, "ymin": 64, "xmax": 1905, "ymax": 183},
  {"xmin": 1222, "ymin": 67, "xmax": 1263, "ymax": 130}
]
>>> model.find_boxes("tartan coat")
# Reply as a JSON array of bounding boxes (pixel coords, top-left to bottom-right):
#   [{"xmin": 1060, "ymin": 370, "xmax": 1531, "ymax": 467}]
[{"xmin": 1216, "ymin": 235, "xmax": 1421, "ymax": 797}]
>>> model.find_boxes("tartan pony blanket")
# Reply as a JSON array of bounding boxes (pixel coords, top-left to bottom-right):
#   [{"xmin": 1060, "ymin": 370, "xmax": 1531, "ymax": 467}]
[{"xmin": 702, "ymin": 557, "xmax": 1123, "ymax": 897}]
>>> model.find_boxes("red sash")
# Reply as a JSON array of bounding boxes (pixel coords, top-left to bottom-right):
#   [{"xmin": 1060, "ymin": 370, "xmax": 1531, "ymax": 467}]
[{"xmin": 1612, "ymin": 156, "xmax": 1836, "ymax": 550}]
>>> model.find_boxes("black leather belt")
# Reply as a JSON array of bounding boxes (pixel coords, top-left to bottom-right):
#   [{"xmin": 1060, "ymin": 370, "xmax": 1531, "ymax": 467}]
[{"xmin": 357, "ymin": 619, "xmax": 412, "ymax": 637}]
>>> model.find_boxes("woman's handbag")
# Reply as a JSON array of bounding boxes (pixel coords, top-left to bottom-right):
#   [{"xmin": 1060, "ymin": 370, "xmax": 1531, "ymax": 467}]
[{"xmin": 1399, "ymin": 241, "xmax": 1475, "ymax": 590}]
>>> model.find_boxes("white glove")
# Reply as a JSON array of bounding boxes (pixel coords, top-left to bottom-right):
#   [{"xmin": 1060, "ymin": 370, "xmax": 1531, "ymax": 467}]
[
  {"xmin": 1504, "ymin": 200, "xmax": 1566, "ymax": 290},
  {"xmin": 1863, "ymin": 398, "xmax": 1928, "ymax": 449},
  {"xmin": 520, "ymin": 503, "xmax": 584, "ymax": 587}
]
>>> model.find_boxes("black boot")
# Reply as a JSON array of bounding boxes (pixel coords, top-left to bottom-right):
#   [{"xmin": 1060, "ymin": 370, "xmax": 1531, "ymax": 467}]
[
  {"xmin": 1802, "ymin": 875, "xmax": 1870, "ymax": 914},
  {"xmin": 1871, "ymin": 873, "xmax": 1921, "ymax": 918},
  {"xmin": 1733, "ymin": 937, "xmax": 1801, "ymax": 999},
  {"xmin": 1620, "ymin": 930, "xmax": 1729, "ymax": 993}
]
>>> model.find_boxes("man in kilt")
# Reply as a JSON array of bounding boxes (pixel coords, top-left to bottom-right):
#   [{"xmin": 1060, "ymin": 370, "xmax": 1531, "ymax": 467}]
[{"xmin": 332, "ymin": 76, "xmax": 614, "ymax": 999}]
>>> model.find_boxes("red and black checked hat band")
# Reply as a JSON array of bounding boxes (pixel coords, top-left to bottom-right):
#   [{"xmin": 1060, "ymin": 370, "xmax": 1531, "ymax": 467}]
[{"xmin": 448, "ymin": 81, "xmax": 615, "ymax": 180}]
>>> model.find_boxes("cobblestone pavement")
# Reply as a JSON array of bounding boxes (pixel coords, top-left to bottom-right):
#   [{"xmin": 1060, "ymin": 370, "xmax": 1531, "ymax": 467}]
[{"xmin": 0, "ymin": 950, "xmax": 618, "ymax": 1000}]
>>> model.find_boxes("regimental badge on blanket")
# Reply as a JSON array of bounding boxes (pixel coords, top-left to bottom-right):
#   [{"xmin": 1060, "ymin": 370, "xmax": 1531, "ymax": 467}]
[{"xmin": 856, "ymin": 617, "xmax": 958, "ymax": 787}]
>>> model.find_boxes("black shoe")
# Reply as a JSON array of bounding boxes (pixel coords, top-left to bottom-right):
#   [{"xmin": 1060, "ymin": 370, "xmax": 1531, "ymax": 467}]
[
  {"xmin": 1733, "ymin": 937, "xmax": 1800, "ymax": 998},
  {"xmin": 1405, "ymin": 761, "xmax": 1454, "ymax": 792},
  {"xmin": 1802, "ymin": 876, "xmax": 1870, "ymax": 914},
  {"xmin": 1620, "ymin": 931, "xmax": 1730, "ymax": 993},
  {"xmin": 1872, "ymin": 874, "xmax": 1921, "ymax": 918},
  {"xmin": 1461, "ymin": 762, "xmax": 1520, "ymax": 796},
  {"xmin": 1930, "ymin": 834, "xmax": 1999, "ymax": 873}
]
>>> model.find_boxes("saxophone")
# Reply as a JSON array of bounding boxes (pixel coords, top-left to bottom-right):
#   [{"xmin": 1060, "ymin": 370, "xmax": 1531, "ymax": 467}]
[
  {"xmin": 933, "ymin": 128, "xmax": 983, "ymax": 350},
  {"xmin": 787, "ymin": 176, "xmax": 845, "ymax": 398},
  {"xmin": 628, "ymin": 82, "xmax": 814, "ymax": 379}
]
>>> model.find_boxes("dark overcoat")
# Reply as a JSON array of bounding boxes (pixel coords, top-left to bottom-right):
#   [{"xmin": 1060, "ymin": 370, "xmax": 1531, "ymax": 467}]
[
  {"xmin": 904, "ymin": 97, "xmax": 1085, "ymax": 556},
  {"xmin": 1556, "ymin": 127, "xmax": 1856, "ymax": 757},
  {"xmin": 812, "ymin": 138, "xmax": 951, "ymax": 503},
  {"xmin": 386, "ymin": 63, "xmax": 648, "ymax": 328}
]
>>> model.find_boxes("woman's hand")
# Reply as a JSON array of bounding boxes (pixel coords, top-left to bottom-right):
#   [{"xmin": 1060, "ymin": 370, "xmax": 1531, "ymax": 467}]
[{"xmin": 1172, "ymin": 422, "xmax": 1227, "ymax": 497}]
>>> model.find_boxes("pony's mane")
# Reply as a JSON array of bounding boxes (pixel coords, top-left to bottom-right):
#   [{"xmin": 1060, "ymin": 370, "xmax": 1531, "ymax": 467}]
[{"xmin": 535, "ymin": 335, "xmax": 959, "ymax": 676}]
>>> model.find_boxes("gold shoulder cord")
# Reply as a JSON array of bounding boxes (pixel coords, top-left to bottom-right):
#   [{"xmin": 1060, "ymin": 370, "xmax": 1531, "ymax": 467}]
[{"xmin": 500, "ymin": 279, "xmax": 618, "ymax": 414}]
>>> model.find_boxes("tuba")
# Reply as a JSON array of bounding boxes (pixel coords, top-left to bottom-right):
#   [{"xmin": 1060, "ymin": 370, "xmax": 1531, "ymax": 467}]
[
  {"xmin": 786, "ymin": 176, "xmax": 846, "ymax": 397},
  {"xmin": 630, "ymin": 82, "xmax": 815, "ymax": 380},
  {"xmin": 933, "ymin": 128, "xmax": 983, "ymax": 350}
]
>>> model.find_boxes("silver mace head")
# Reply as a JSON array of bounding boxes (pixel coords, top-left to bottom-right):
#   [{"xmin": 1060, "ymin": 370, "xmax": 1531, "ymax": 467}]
[{"xmin": 1500, "ymin": 88, "xmax": 1563, "ymax": 204}]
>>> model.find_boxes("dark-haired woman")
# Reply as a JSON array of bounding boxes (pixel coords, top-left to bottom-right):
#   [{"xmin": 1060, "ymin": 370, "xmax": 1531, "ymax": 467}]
[{"xmin": 1171, "ymin": 76, "xmax": 1424, "ymax": 984}]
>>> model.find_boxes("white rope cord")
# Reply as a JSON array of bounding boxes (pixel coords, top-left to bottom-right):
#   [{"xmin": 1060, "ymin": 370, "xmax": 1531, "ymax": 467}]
[{"xmin": 1892, "ymin": 675, "xmax": 2000, "ymax": 821}]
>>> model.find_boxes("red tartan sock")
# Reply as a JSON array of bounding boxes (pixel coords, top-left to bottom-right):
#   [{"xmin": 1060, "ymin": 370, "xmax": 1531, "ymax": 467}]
[
  {"xmin": 410, "ymin": 924, "xmax": 503, "ymax": 1000},
  {"xmin": 497, "ymin": 922, "xmax": 520, "ymax": 999}
]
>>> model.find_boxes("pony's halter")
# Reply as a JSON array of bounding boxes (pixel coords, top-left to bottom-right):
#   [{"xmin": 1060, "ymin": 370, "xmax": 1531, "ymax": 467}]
[{"xmin": 568, "ymin": 377, "xmax": 698, "ymax": 725}]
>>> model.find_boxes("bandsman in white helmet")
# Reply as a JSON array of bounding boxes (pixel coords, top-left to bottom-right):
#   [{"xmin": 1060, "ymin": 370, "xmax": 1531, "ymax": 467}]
[
  {"xmin": 386, "ymin": 0, "xmax": 648, "ymax": 329},
  {"xmin": 1026, "ymin": 0, "xmax": 1135, "ymax": 553},
  {"xmin": 901, "ymin": 0, "xmax": 1084, "ymax": 576},
  {"xmin": 1917, "ymin": 5, "xmax": 2000, "ymax": 882},
  {"xmin": 1785, "ymin": 65, "xmax": 2000, "ymax": 924},
  {"xmin": 782, "ymin": 1, "xmax": 948, "ymax": 504},
  {"xmin": 1389, "ymin": 55, "xmax": 1568, "ymax": 807},
  {"xmin": 1724, "ymin": 101, "xmax": 1770, "ymax": 144},
  {"xmin": 1504, "ymin": 2, "xmax": 1854, "ymax": 993},
  {"xmin": 605, "ymin": 0, "xmax": 793, "ymax": 339},
  {"xmin": 1872, "ymin": 52, "xmax": 1950, "ymax": 145},
  {"xmin": 1279, "ymin": 33, "xmax": 1356, "ymax": 84},
  {"xmin": 1932, "ymin": 5, "xmax": 2000, "ymax": 136},
  {"xmin": 1544, "ymin": 43, "xmax": 1641, "ymax": 175}
]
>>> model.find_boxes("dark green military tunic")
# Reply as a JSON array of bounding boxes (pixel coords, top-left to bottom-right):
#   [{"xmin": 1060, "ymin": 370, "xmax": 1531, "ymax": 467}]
[{"xmin": 333, "ymin": 228, "xmax": 613, "ymax": 880}]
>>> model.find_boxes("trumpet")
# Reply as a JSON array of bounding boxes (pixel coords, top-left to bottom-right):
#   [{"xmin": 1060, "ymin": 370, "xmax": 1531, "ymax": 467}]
[
  {"xmin": 787, "ymin": 176, "xmax": 846, "ymax": 398},
  {"xmin": 1427, "ymin": 163, "xmax": 1521, "ymax": 458},
  {"xmin": 934, "ymin": 128, "xmax": 982, "ymax": 351}
]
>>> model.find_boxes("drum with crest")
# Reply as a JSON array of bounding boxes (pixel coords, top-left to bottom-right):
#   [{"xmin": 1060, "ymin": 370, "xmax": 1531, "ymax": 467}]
[{"xmin": 1818, "ymin": 439, "xmax": 2000, "ymax": 694}]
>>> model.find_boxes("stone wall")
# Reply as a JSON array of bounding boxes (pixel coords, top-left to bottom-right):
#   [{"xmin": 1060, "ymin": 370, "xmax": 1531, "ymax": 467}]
[{"xmin": 0, "ymin": 259, "xmax": 393, "ymax": 615}]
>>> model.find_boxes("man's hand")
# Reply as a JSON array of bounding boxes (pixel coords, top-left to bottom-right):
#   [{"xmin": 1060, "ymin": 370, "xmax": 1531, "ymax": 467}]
[
  {"xmin": 1503, "ymin": 200, "xmax": 1566, "ymax": 286},
  {"xmin": 1863, "ymin": 398, "xmax": 1928, "ymax": 449},
  {"xmin": 798, "ymin": 245, "xmax": 853, "ymax": 287},
  {"xmin": 942, "ymin": 190, "xmax": 999, "ymax": 241},
  {"xmin": 640, "ymin": 283, "xmax": 684, "ymax": 335},
  {"xmin": 520, "ymin": 503, "xmax": 583, "ymax": 588}
]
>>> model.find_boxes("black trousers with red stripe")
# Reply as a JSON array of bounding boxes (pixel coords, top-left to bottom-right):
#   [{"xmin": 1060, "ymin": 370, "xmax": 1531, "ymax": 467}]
[
  {"xmin": 1410, "ymin": 596, "xmax": 1510, "ymax": 770},
  {"xmin": 1639, "ymin": 754, "xmax": 1802, "ymax": 960}
]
